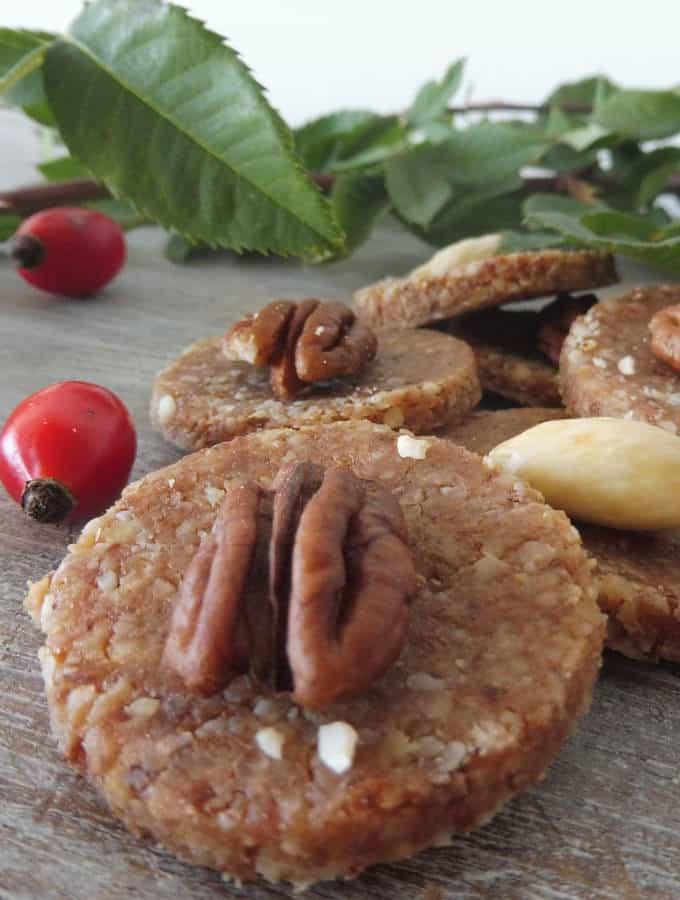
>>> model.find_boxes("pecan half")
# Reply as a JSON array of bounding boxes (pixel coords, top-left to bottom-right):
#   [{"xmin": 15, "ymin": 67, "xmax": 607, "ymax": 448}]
[
  {"xmin": 649, "ymin": 304, "xmax": 680, "ymax": 373},
  {"xmin": 537, "ymin": 292, "xmax": 598, "ymax": 365},
  {"xmin": 163, "ymin": 462, "xmax": 416, "ymax": 707},
  {"xmin": 223, "ymin": 299, "xmax": 378, "ymax": 401}
]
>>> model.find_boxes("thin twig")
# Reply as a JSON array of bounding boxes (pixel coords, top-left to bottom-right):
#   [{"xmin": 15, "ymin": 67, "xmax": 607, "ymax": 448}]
[
  {"xmin": 0, "ymin": 178, "xmax": 110, "ymax": 216},
  {"xmin": 447, "ymin": 100, "xmax": 591, "ymax": 115}
]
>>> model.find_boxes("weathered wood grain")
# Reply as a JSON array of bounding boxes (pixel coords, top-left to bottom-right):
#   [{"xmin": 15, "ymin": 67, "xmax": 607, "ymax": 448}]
[{"xmin": 2, "ymin": 114, "xmax": 680, "ymax": 900}]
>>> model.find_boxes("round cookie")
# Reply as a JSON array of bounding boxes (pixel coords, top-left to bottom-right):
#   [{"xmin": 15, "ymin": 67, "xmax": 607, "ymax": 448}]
[
  {"xmin": 437, "ymin": 407, "xmax": 567, "ymax": 456},
  {"xmin": 561, "ymin": 285, "xmax": 680, "ymax": 433},
  {"xmin": 354, "ymin": 249, "xmax": 617, "ymax": 329},
  {"xmin": 441, "ymin": 308, "xmax": 563, "ymax": 408},
  {"xmin": 579, "ymin": 525, "xmax": 680, "ymax": 664},
  {"xmin": 152, "ymin": 328, "xmax": 481, "ymax": 450},
  {"xmin": 26, "ymin": 421, "xmax": 604, "ymax": 887}
]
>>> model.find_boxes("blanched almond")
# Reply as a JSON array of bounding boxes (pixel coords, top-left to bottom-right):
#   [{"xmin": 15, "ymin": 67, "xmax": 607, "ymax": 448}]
[{"xmin": 487, "ymin": 417, "xmax": 680, "ymax": 530}]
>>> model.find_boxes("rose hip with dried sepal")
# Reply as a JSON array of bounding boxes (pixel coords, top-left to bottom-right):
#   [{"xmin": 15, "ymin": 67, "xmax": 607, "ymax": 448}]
[
  {"xmin": 0, "ymin": 381, "xmax": 136, "ymax": 523},
  {"xmin": 8, "ymin": 207, "xmax": 126, "ymax": 298}
]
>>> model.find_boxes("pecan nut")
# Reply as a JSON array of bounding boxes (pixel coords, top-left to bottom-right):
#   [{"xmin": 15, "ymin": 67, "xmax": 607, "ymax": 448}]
[
  {"xmin": 163, "ymin": 462, "xmax": 416, "ymax": 707},
  {"xmin": 537, "ymin": 292, "xmax": 598, "ymax": 365},
  {"xmin": 649, "ymin": 304, "xmax": 680, "ymax": 373},
  {"xmin": 223, "ymin": 299, "xmax": 378, "ymax": 401}
]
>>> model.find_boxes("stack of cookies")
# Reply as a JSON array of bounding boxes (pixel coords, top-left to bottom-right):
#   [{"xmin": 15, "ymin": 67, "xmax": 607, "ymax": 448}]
[{"xmin": 25, "ymin": 236, "xmax": 680, "ymax": 887}]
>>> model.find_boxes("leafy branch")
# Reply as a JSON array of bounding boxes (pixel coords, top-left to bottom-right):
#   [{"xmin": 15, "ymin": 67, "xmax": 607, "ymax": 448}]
[{"xmin": 3, "ymin": 3, "xmax": 680, "ymax": 271}]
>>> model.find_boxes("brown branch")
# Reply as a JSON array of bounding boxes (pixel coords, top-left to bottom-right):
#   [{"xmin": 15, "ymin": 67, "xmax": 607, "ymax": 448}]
[
  {"xmin": 0, "ymin": 179, "xmax": 111, "ymax": 216},
  {"xmin": 447, "ymin": 100, "xmax": 592, "ymax": 115}
]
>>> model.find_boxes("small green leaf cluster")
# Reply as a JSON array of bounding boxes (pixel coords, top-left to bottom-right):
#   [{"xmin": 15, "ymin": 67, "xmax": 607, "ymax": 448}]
[{"xmin": 2, "ymin": 5, "xmax": 680, "ymax": 272}]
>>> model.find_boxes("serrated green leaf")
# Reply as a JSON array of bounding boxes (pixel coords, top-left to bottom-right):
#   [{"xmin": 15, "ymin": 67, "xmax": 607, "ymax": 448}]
[
  {"xmin": 422, "ymin": 188, "xmax": 526, "ymax": 246},
  {"xmin": 595, "ymin": 89, "xmax": 680, "ymax": 140},
  {"xmin": 0, "ymin": 28, "xmax": 53, "ymax": 97},
  {"xmin": 559, "ymin": 121, "xmax": 613, "ymax": 152},
  {"xmin": 525, "ymin": 207, "xmax": 680, "ymax": 273},
  {"xmin": 523, "ymin": 193, "xmax": 592, "ymax": 216},
  {"xmin": 545, "ymin": 75, "xmax": 617, "ymax": 109},
  {"xmin": 539, "ymin": 142, "xmax": 600, "ymax": 175},
  {"xmin": 38, "ymin": 155, "xmax": 88, "ymax": 181},
  {"xmin": 499, "ymin": 229, "xmax": 567, "ymax": 253},
  {"xmin": 329, "ymin": 173, "xmax": 388, "ymax": 253},
  {"xmin": 163, "ymin": 232, "xmax": 214, "ymax": 263},
  {"xmin": 408, "ymin": 58, "xmax": 464, "ymax": 127},
  {"xmin": 618, "ymin": 147, "xmax": 680, "ymax": 208},
  {"xmin": 385, "ymin": 150, "xmax": 453, "ymax": 227},
  {"xmin": 544, "ymin": 105, "xmax": 574, "ymax": 138},
  {"xmin": 328, "ymin": 119, "xmax": 407, "ymax": 173},
  {"xmin": 385, "ymin": 123, "xmax": 548, "ymax": 229},
  {"xmin": 43, "ymin": 0, "xmax": 344, "ymax": 259},
  {"xmin": 416, "ymin": 120, "xmax": 454, "ymax": 144},
  {"xmin": 294, "ymin": 110, "xmax": 377, "ymax": 172}
]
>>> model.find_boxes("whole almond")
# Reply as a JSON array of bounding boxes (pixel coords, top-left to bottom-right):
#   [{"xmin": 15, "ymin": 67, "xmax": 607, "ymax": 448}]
[{"xmin": 486, "ymin": 417, "xmax": 680, "ymax": 531}]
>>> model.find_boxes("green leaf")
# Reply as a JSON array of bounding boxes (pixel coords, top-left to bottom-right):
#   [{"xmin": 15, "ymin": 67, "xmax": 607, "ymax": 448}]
[
  {"xmin": 539, "ymin": 142, "xmax": 599, "ymax": 175},
  {"xmin": 523, "ymin": 193, "xmax": 592, "ymax": 217},
  {"xmin": 294, "ymin": 110, "xmax": 377, "ymax": 172},
  {"xmin": 545, "ymin": 75, "xmax": 617, "ymax": 109},
  {"xmin": 421, "ymin": 188, "xmax": 526, "ymax": 246},
  {"xmin": 559, "ymin": 121, "xmax": 613, "ymax": 152},
  {"xmin": 38, "ymin": 155, "xmax": 88, "ymax": 182},
  {"xmin": 619, "ymin": 147, "xmax": 680, "ymax": 208},
  {"xmin": 595, "ymin": 89, "xmax": 680, "ymax": 140},
  {"xmin": 163, "ymin": 232, "xmax": 213, "ymax": 263},
  {"xmin": 327, "ymin": 118, "xmax": 407, "ymax": 173},
  {"xmin": 0, "ymin": 28, "xmax": 53, "ymax": 97},
  {"xmin": 0, "ymin": 215, "xmax": 21, "ymax": 242},
  {"xmin": 408, "ymin": 59, "xmax": 464, "ymax": 127},
  {"xmin": 499, "ymin": 229, "xmax": 566, "ymax": 253},
  {"xmin": 525, "ymin": 207, "xmax": 680, "ymax": 273},
  {"xmin": 385, "ymin": 123, "xmax": 548, "ymax": 229},
  {"xmin": 329, "ymin": 173, "xmax": 388, "ymax": 252},
  {"xmin": 43, "ymin": 0, "xmax": 343, "ymax": 259}
]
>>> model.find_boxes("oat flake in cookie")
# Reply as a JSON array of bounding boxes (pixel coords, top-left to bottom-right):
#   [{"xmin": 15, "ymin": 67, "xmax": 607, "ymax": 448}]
[
  {"xmin": 354, "ymin": 233, "xmax": 617, "ymax": 329},
  {"xmin": 26, "ymin": 421, "xmax": 603, "ymax": 886},
  {"xmin": 152, "ymin": 322, "xmax": 480, "ymax": 451},
  {"xmin": 561, "ymin": 285, "xmax": 680, "ymax": 433}
]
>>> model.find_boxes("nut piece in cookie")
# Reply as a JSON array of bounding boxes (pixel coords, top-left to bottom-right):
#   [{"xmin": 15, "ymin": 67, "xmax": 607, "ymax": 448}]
[
  {"xmin": 354, "ymin": 234, "xmax": 617, "ymax": 329},
  {"xmin": 223, "ymin": 299, "xmax": 377, "ymax": 400},
  {"xmin": 560, "ymin": 285, "xmax": 680, "ymax": 433},
  {"xmin": 163, "ymin": 461, "xmax": 416, "ymax": 708}
]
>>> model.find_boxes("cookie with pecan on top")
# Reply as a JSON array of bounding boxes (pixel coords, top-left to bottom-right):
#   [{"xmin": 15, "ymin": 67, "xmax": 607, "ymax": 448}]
[
  {"xmin": 151, "ymin": 298, "xmax": 481, "ymax": 450},
  {"xmin": 26, "ymin": 420, "xmax": 603, "ymax": 886}
]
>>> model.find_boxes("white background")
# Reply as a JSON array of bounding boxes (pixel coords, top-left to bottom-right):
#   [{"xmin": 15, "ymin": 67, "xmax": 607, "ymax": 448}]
[{"xmin": 4, "ymin": 0, "xmax": 680, "ymax": 125}]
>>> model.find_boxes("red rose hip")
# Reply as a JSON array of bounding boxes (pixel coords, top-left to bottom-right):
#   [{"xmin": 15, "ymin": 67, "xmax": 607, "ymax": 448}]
[
  {"xmin": 11, "ymin": 207, "xmax": 126, "ymax": 297},
  {"xmin": 0, "ymin": 381, "xmax": 136, "ymax": 523}
]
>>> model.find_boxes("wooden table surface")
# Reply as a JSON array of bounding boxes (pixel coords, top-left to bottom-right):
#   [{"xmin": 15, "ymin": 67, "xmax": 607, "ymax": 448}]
[{"xmin": 2, "ymin": 113, "xmax": 680, "ymax": 900}]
